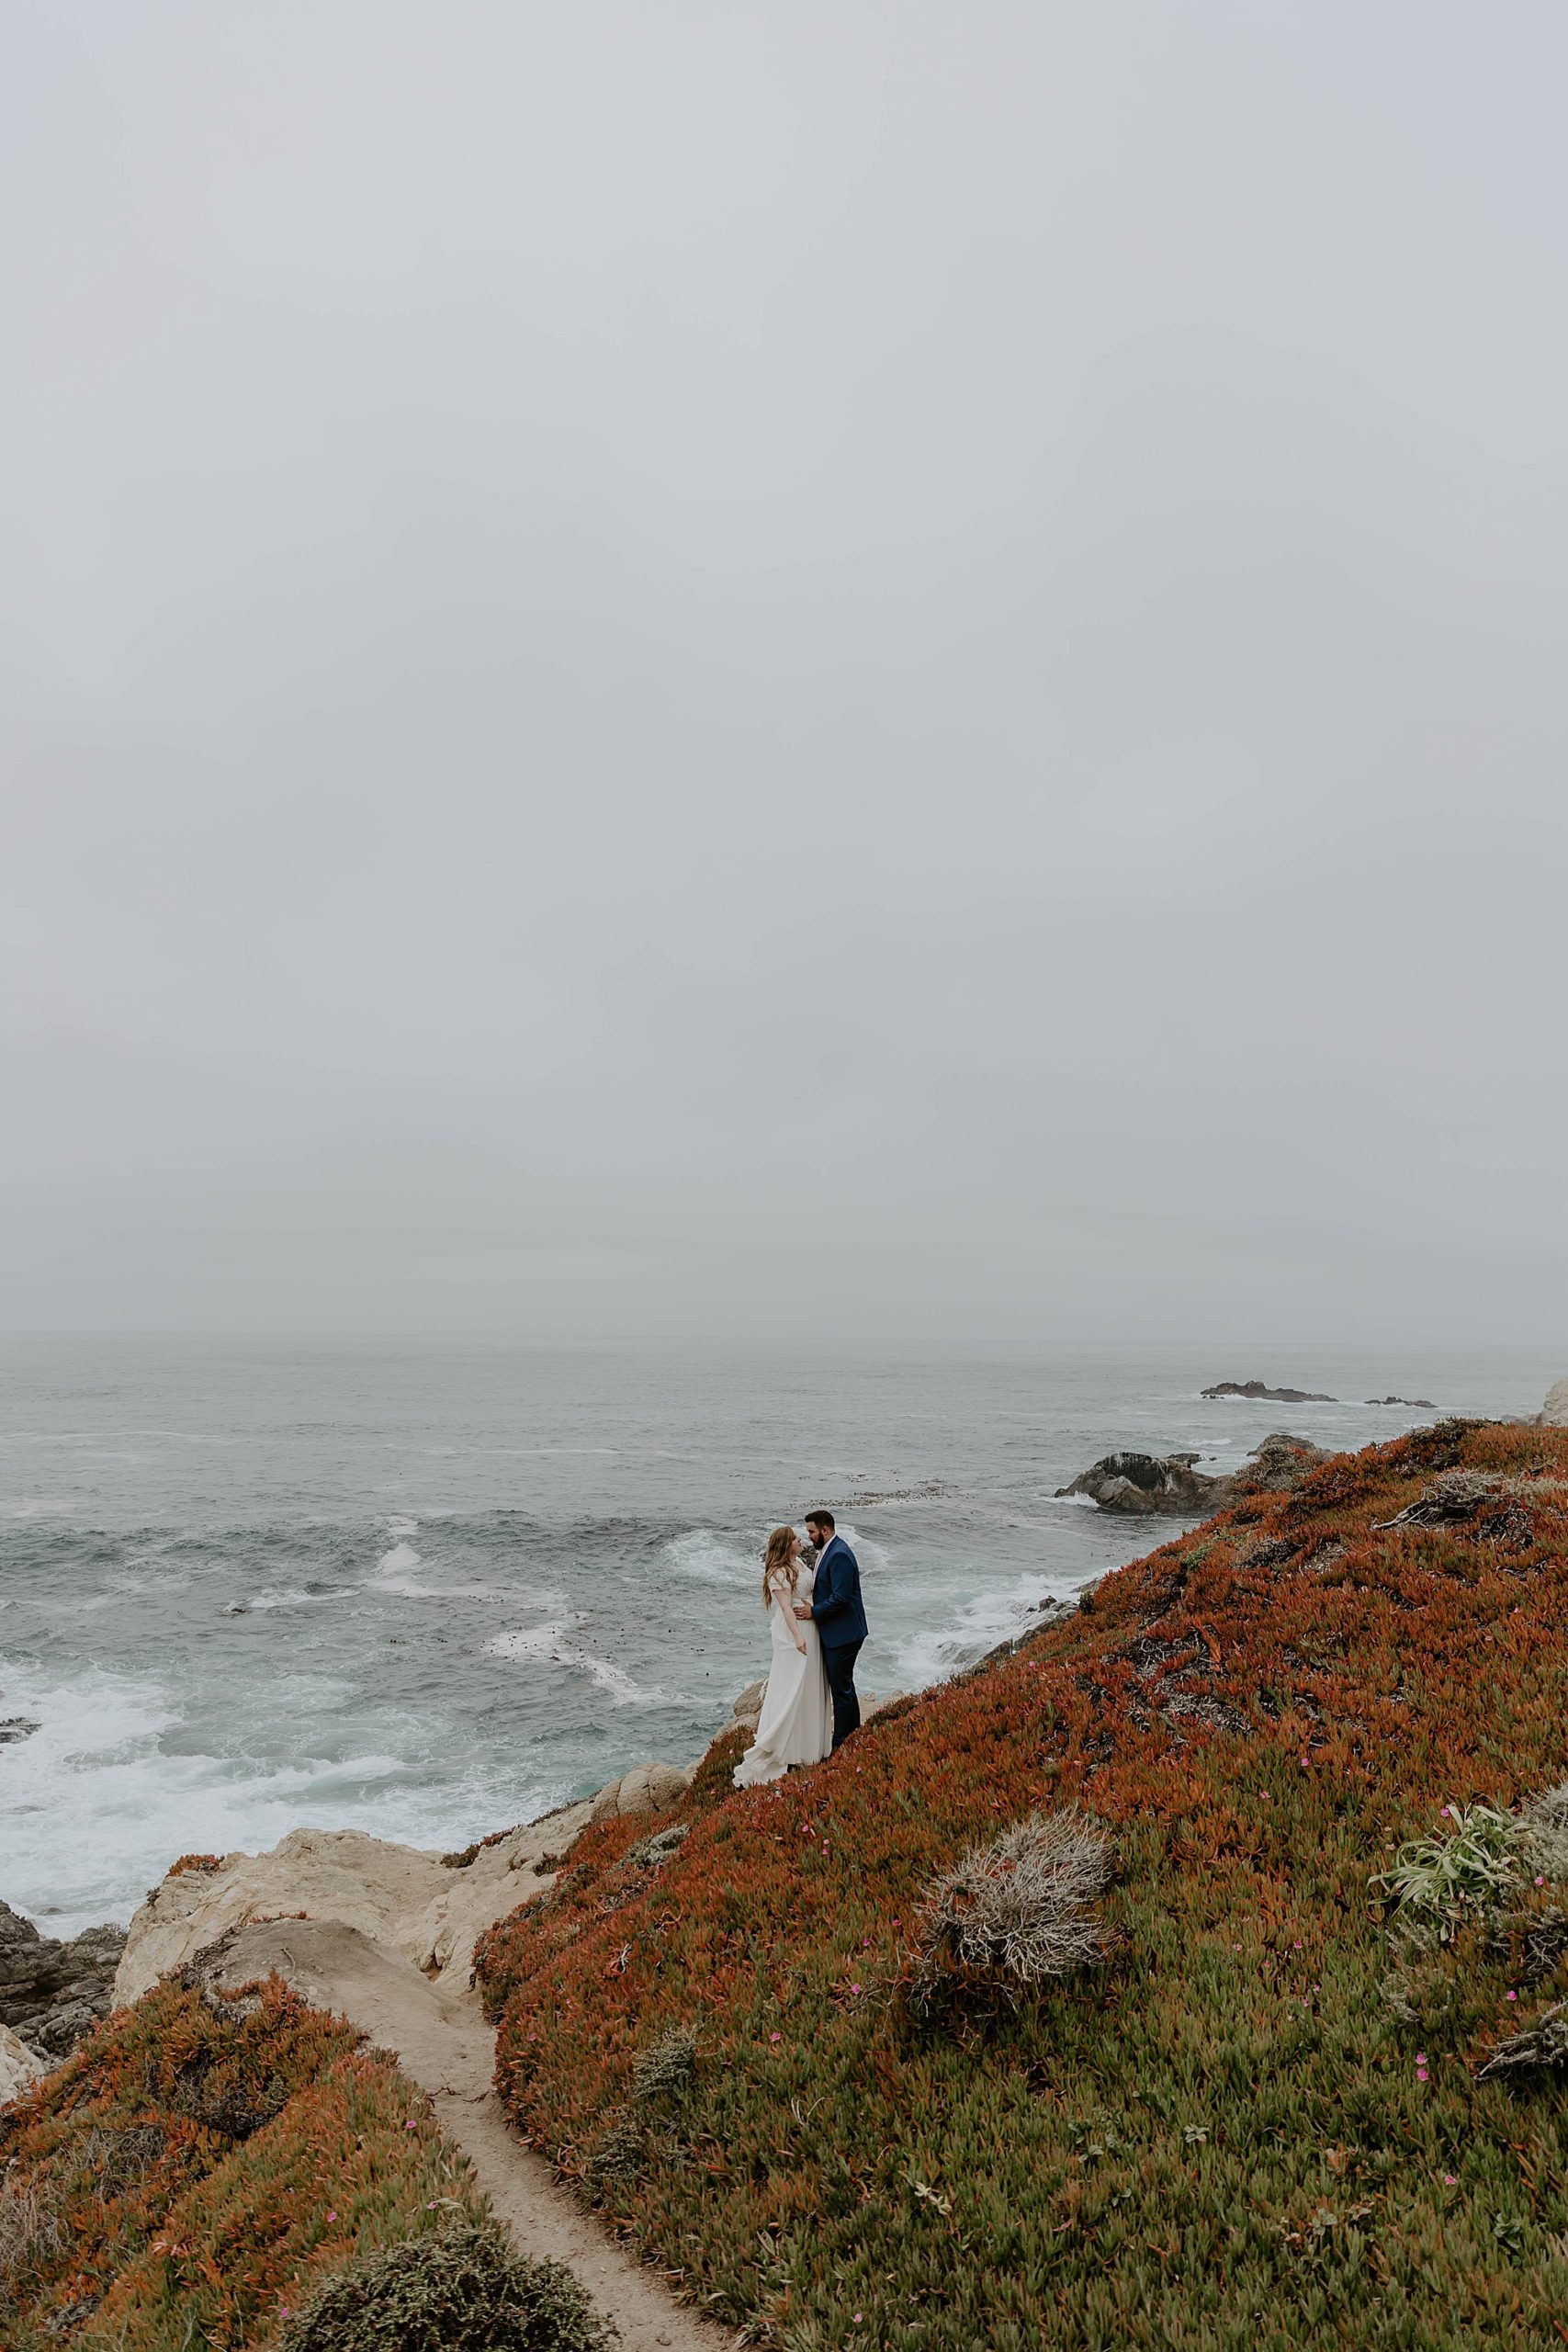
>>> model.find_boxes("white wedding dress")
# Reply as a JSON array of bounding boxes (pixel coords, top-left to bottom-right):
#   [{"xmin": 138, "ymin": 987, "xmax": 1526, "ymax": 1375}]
[{"xmin": 732, "ymin": 1564, "xmax": 834, "ymax": 1787}]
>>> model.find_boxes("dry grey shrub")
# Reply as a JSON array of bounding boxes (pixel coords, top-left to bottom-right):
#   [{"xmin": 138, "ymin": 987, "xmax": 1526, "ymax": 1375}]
[
  {"xmin": 907, "ymin": 1808, "xmax": 1112, "ymax": 2027},
  {"xmin": 276, "ymin": 2224, "xmax": 615, "ymax": 2352},
  {"xmin": 1372, "ymin": 1470, "xmax": 1505, "ymax": 1529},
  {"xmin": 1519, "ymin": 1782, "xmax": 1568, "ymax": 1883},
  {"xmin": 1477, "ymin": 1997, "xmax": 1568, "ymax": 2083}
]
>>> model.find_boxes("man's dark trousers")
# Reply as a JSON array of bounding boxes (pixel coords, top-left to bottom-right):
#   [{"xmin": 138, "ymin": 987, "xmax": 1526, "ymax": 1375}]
[{"xmin": 824, "ymin": 1639, "xmax": 864, "ymax": 1749}]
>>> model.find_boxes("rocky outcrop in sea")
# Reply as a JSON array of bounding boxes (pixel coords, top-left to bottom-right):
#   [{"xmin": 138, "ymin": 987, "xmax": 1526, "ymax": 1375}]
[
  {"xmin": 1055, "ymin": 1432, "xmax": 1329, "ymax": 1517},
  {"xmin": 1201, "ymin": 1378, "xmax": 1337, "ymax": 1403}
]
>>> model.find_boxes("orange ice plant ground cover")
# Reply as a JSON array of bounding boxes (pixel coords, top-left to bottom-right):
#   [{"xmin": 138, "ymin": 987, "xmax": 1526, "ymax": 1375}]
[
  {"xmin": 478, "ymin": 1420, "xmax": 1568, "ymax": 2350},
  {"xmin": 0, "ymin": 1973, "xmax": 483, "ymax": 2351}
]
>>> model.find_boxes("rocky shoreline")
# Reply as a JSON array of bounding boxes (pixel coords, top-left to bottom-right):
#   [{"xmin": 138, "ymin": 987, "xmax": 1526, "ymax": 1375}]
[
  {"xmin": 1, "ymin": 1675, "xmax": 834, "ymax": 2098},
  {"xmin": 0, "ymin": 1679, "xmax": 779, "ymax": 2100}
]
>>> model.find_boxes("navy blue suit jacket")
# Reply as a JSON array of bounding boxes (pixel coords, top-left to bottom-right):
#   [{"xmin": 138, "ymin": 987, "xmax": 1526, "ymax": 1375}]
[{"xmin": 810, "ymin": 1534, "xmax": 867, "ymax": 1649}]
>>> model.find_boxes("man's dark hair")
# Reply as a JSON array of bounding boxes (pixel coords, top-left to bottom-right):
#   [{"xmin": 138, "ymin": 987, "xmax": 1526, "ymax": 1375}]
[{"xmin": 805, "ymin": 1508, "xmax": 835, "ymax": 1532}]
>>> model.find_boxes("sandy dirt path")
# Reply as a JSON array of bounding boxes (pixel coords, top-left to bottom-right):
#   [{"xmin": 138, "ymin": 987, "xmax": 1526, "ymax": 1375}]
[{"xmin": 215, "ymin": 1919, "xmax": 739, "ymax": 2352}]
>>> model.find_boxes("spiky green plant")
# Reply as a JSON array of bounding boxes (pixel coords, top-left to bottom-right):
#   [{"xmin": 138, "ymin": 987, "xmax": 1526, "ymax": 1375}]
[{"xmin": 1370, "ymin": 1804, "xmax": 1524, "ymax": 1943}]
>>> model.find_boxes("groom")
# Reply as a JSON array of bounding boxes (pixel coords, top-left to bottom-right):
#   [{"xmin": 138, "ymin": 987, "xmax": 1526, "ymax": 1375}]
[{"xmin": 797, "ymin": 1510, "xmax": 867, "ymax": 1749}]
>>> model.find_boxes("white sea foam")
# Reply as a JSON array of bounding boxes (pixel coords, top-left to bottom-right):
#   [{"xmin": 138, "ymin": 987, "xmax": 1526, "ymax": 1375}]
[
  {"xmin": 367, "ymin": 1520, "xmax": 497, "ymax": 1600},
  {"xmin": 106, "ymin": 1570, "xmax": 194, "ymax": 1598},
  {"xmin": 888, "ymin": 1575, "xmax": 1075, "ymax": 1690},
  {"xmin": 370, "ymin": 1539, "xmax": 427, "ymax": 1593},
  {"xmin": 664, "ymin": 1528, "xmax": 757, "ymax": 1586},
  {"xmin": 487, "ymin": 1621, "xmax": 664, "ymax": 1706},
  {"xmin": 239, "ymin": 1586, "xmax": 347, "ymax": 1611},
  {"xmin": 0, "ymin": 1655, "xmax": 559, "ymax": 1939}
]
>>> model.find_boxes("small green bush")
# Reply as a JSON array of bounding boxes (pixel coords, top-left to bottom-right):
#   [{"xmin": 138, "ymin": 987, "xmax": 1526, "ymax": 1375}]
[
  {"xmin": 630, "ymin": 2024, "xmax": 696, "ymax": 2103},
  {"xmin": 276, "ymin": 2224, "xmax": 615, "ymax": 2352},
  {"xmin": 621, "ymin": 1823, "xmax": 688, "ymax": 1874},
  {"xmin": 585, "ymin": 2113, "xmax": 646, "ymax": 2196}
]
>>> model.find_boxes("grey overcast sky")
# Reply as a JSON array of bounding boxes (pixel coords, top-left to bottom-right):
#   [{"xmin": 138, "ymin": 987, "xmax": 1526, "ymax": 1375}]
[{"xmin": 3, "ymin": 2, "xmax": 1566, "ymax": 1344}]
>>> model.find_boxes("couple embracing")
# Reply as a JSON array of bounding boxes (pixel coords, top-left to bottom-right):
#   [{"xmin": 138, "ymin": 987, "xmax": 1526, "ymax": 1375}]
[{"xmin": 733, "ymin": 1510, "xmax": 867, "ymax": 1789}]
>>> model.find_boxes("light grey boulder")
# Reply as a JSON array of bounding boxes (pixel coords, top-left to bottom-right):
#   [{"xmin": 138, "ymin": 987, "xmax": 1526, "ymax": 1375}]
[
  {"xmin": 0, "ymin": 2020, "xmax": 45, "ymax": 2104},
  {"xmin": 1542, "ymin": 1377, "xmax": 1568, "ymax": 1428},
  {"xmin": 588, "ymin": 1758, "xmax": 694, "ymax": 1824},
  {"xmin": 728, "ymin": 1679, "xmax": 767, "ymax": 1731}
]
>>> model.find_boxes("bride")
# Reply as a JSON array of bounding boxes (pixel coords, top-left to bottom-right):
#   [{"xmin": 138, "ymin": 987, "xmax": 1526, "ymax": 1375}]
[{"xmin": 733, "ymin": 1524, "xmax": 833, "ymax": 1787}]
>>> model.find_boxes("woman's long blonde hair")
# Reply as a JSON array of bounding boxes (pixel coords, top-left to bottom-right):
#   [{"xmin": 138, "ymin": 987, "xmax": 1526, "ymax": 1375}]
[{"xmin": 761, "ymin": 1524, "xmax": 796, "ymax": 1610}]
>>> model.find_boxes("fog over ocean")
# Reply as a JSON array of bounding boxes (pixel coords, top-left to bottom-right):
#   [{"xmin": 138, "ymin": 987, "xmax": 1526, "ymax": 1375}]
[{"xmin": 1, "ymin": 1336, "xmax": 1557, "ymax": 1938}]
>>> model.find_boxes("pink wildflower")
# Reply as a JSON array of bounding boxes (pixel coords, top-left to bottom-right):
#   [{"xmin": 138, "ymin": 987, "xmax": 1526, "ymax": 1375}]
[
  {"xmin": 770, "ymin": 2031, "xmax": 782, "ymax": 2042},
  {"xmin": 1507, "ymin": 1990, "xmax": 1517, "ymax": 2000}
]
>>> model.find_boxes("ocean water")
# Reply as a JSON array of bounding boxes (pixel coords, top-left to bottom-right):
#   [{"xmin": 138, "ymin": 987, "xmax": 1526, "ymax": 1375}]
[{"xmin": 0, "ymin": 1336, "xmax": 1557, "ymax": 1938}]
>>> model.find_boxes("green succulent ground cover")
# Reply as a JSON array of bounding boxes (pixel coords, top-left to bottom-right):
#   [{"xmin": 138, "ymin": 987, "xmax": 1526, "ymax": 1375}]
[{"xmin": 478, "ymin": 1422, "xmax": 1568, "ymax": 2349}]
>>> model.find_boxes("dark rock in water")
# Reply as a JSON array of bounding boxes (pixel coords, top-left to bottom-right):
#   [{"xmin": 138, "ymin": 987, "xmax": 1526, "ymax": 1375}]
[
  {"xmin": 1056, "ymin": 1452, "xmax": 1228, "ymax": 1517},
  {"xmin": 1056, "ymin": 1432, "xmax": 1331, "ymax": 1518},
  {"xmin": 1202, "ymin": 1379, "xmax": 1337, "ymax": 1403},
  {"xmin": 0, "ymin": 1899, "xmax": 128, "ymax": 2062},
  {"xmin": 0, "ymin": 1718, "xmax": 40, "ymax": 1745},
  {"xmin": 1365, "ymin": 1395, "xmax": 1435, "ymax": 1409}
]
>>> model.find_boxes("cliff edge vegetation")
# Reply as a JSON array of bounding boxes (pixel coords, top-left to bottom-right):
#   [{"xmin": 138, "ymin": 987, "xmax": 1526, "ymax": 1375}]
[
  {"xmin": 476, "ymin": 1419, "xmax": 1568, "ymax": 2350},
  {"xmin": 0, "ymin": 1965, "xmax": 485, "ymax": 2350}
]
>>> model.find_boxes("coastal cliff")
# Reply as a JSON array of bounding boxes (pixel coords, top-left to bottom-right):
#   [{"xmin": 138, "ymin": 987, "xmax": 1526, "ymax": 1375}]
[
  {"xmin": 474, "ymin": 1410, "xmax": 1568, "ymax": 2346},
  {"xmin": 8, "ymin": 1397, "xmax": 1568, "ymax": 2349}
]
